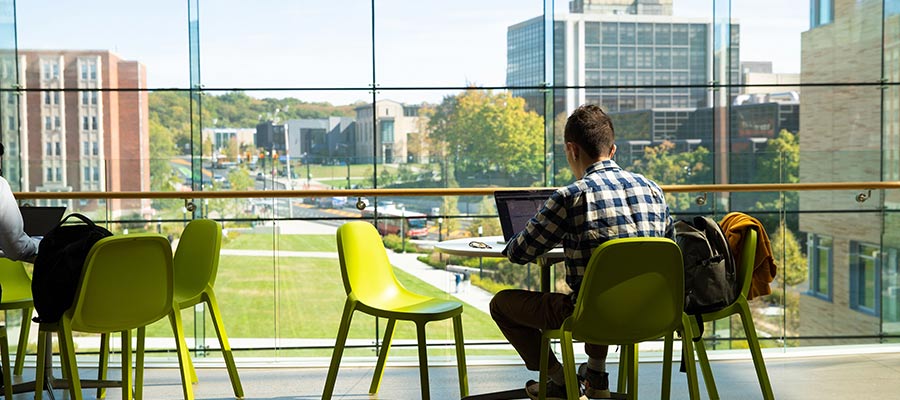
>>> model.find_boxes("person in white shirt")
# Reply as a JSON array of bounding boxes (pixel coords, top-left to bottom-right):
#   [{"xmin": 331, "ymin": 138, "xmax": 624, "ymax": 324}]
[{"xmin": 0, "ymin": 142, "xmax": 39, "ymax": 262}]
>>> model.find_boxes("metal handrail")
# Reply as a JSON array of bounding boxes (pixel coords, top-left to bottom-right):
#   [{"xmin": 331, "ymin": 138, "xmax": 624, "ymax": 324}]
[{"xmin": 12, "ymin": 181, "xmax": 900, "ymax": 200}]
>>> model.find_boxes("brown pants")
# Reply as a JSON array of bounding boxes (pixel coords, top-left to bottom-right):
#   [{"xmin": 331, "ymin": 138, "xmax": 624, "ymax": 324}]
[{"xmin": 489, "ymin": 289, "xmax": 608, "ymax": 371}]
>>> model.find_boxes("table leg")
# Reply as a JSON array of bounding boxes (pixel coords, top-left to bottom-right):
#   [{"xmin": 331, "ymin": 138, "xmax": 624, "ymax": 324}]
[{"xmin": 539, "ymin": 258, "xmax": 551, "ymax": 293}]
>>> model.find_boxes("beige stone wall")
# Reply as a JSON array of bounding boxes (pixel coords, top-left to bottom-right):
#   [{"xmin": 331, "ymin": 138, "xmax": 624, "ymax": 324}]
[{"xmin": 798, "ymin": 0, "xmax": 889, "ymax": 340}]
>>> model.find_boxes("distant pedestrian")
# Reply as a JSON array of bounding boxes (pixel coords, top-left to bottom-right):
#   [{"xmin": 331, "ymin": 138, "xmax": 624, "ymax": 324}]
[{"xmin": 454, "ymin": 273, "xmax": 462, "ymax": 293}]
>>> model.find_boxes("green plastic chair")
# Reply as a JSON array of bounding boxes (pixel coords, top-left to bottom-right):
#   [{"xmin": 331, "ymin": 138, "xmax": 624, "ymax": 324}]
[
  {"xmin": 33, "ymin": 234, "xmax": 194, "ymax": 400},
  {"xmin": 0, "ymin": 258, "xmax": 35, "ymax": 376},
  {"xmin": 663, "ymin": 228, "xmax": 774, "ymax": 400},
  {"xmin": 323, "ymin": 221, "xmax": 468, "ymax": 400},
  {"xmin": 172, "ymin": 219, "xmax": 242, "ymax": 398},
  {"xmin": 538, "ymin": 237, "xmax": 700, "ymax": 400}
]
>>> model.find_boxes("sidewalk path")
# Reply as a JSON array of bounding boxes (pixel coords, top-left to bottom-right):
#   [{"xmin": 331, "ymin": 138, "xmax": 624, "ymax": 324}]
[
  {"xmin": 218, "ymin": 249, "xmax": 494, "ymax": 315},
  {"xmin": 386, "ymin": 251, "xmax": 494, "ymax": 315}
]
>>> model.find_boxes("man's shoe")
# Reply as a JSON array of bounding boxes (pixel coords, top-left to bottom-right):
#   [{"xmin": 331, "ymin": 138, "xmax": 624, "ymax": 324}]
[
  {"xmin": 525, "ymin": 378, "xmax": 578, "ymax": 400},
  {"xmin": 578, "ymin": 363, "xmax": 611, "ymax": 399}
]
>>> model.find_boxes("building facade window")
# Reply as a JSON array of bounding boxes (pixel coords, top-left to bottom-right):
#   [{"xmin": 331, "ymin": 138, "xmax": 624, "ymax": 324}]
[
  {"xmin": 850, "ymin": 242, "xmax": 880, "ymax": 315},
  {"xmin": 808, "ymin": 234, "xmax": 833, "ymax": 300},
  {"xmin": 91, "ymin": 116, "xmax": 98, "ymax": 130},
  {"xmin": 82, "ymin": 116, "xmax": 89, "ymax": 130},
  {"xmin": 811, "ymin": 0, "xmax": 835, "ymax": 29},
  {"xmin": 44, "ymin": 116, "xmax": 52, "ymax": 130}
]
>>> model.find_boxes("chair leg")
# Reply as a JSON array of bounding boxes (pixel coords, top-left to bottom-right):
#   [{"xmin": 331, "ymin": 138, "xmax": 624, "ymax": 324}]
[
  {"xmin": 626, "ymin": 344, "xmax": 638, "ymax": 400},
  {"xmin": 98, "ymin": 332, "xmax": 110, "ymax": 399},
  {"xmin": 204, "ymin": 292, "xmax": 243, "ymax": 398},
  {"xmin": 121, "ymin": 330, "xmax": 134, "ymax": 400},
  {"xmin": 559, "ymin": 331, "xmax": 579, "ymax": 400},
  {"xmin": 136, "ymin": 327, "xmax": 146, "ymax": 400},
  {"xmin": 452, "ymin": 314, "xmax": 468, "ymax": 398},
  {"xmin": 13, "ymin": 306, "xmax": 32, "ymax": 376},
  {"xmin": 168, "ymin": 309, "xmax": 195, "ymax": 400},
  {"xmin": 538, "ymin": 333, "xmax": 551, "ymax": 400},
  {"xmin": 1, "ymin": 326, "xmax": 13, "ymax": 399},
  {"xmin": 737, "ymin": 300, "xmax": 775, "ymax": 400},
  {"xmin": 58, "ymin": 319, "xmax": 83, "ymax": 400},
  {"xmin": 369, "ymin": 318, "xmax": 396, "ymax": 395},
  {"xmin": 34, "ymin": 329, "xmax": 49, "ymax": 400},
  {"xmin": 693, "ymin": 331, "xmax": 718, "ymax": 399},
  {"xmin": 617, "ymin": 345, "xmax": 629, "ymax": 393},
  {"xmin": 415, "ymin": 322, "xmax": 431, "ymax": 400},
  {"xmin": 322, "ymin": 298, "xmax": 356, "ymax": 400},
  {"xmin": 661, "ymin": 332, "xmax": 674, "ymax": 400},
  {"xmin": 680, "ymin": 315, "xmax": 701, "ymax": 400}
]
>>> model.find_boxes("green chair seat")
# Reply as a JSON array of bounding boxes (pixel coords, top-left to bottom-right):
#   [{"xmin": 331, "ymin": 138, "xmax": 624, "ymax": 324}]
[
  {"xmin": 171, "ymin": 219, "xmax": 243, "ymax": 398},
  {"xmin": 0, "ymin": 258, "xmax": 35, "ymax": 376},
  {"xmin": 538, "ymin": 237, "xmax": 700, "ymax": 400},
  {"xmin": 34, "ymin": 234, "xmax": 194, "ymax": 400},
  {"xmin": 323, "ymin": 221, "xmax": 468, "ymax": 400},
  {"xmin": 663, "ymin": 227, "xmax": 774, "ymax": 400}
]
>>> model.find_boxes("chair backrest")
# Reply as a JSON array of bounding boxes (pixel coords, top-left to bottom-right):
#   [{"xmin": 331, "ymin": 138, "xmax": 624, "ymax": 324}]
[
  {"xmin": 174, "ymin": 219, "xmax": 223, "ymax": 295},
  {"xmin": 69, "ymin": 234, "xmax": 173, "ymax": 333},
  {"xmin": 569, "ymin": 237, "xmax": 684, "ymax": 345},
  {"xmin": 0, "ymin": 258, "xmax": 32, "ymax": 303},
  {"xmin": 336, "ymin": 221, "xmax": 408, "ymax": 305},
  {"xmin": 737, "ymin": 228, "xmax": 758, "ymax": 299}
]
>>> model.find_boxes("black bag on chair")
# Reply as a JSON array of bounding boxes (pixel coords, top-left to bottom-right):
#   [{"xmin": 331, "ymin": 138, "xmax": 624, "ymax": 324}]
[{"xmin": 31, "ymin": 213, "xmax": 112, "ymax": 323}]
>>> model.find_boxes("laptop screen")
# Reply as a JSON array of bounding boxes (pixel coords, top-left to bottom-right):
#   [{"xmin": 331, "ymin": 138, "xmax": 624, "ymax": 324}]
[
  {"xmin": 19, "ymin": 206, "xmax": 66, "ymax": 237},
  {"xmin": 494, "ymin": 189, "xmax": 556, "ymax": 242}
]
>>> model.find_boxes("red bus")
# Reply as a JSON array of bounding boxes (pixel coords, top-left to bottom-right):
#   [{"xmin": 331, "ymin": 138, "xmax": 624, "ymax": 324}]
[{"xmin": 361, "ymin": 205, "xmax": 429, "ymax": 239}]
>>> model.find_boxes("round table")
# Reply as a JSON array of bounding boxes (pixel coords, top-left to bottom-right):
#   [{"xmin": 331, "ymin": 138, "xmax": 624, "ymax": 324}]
[{"xmin": 435, "ymin": 236, "xmax": 563, "ymax": 293}]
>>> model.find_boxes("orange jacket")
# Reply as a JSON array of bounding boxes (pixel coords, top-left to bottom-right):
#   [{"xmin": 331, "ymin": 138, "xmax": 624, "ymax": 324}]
[{"xmin": 719, "ymin": 212, "xmax": 777, "ymax": 300}]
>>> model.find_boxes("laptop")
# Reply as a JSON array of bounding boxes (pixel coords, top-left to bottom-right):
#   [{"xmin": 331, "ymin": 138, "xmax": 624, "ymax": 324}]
[
  {"xmin": 19, "ymin": 206, "xmax": 66, "ymax": 237},
  {"xmin": 494, "ymin": 189, "xmax": 556, "ymax": 244}
]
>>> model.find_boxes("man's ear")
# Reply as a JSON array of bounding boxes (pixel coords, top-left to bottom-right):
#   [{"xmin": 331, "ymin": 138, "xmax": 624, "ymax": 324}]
[
  {"xmin": 608, "ymin": 144, "xmax": 617, "ymax": 158},
  {"xmin": 567, "ymin": 142, "xmax": 579, "ymax": 160}
]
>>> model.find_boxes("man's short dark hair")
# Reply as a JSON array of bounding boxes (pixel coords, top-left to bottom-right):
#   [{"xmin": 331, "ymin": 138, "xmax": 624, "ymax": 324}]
[{"xmin": 564, "ymin": 104, "xmax": 615, "ymax": 159}]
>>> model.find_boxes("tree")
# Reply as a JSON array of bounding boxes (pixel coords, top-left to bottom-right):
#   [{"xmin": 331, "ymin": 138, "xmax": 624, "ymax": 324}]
[
  {"xmin": 628, "ymin": 141, "xmax": 713, "ymax": 211},
  {"xmin": 225, "ymin": 137, "xmax": 240, "ymax": 162},
  {"xmin": 228, "ymin": 166, "xmax": 254, "ymax": 192},
  {"xmin": 748, "ymin": 129, "xmax": 801, "ymax": 233},
  {"xmin": 148, "ymin": 120, "xmax": 181, "ymax": 211},
  {"xmin": 767, "ymin": 221, "xmax": 807, "ymax": 336},
  {"xmin": 428, "ymin": 89, "xmax": 544, "ymax": 186},
  {"xmin": 769, "ymin": 221, "xmax": 807, "ymax": 287}
]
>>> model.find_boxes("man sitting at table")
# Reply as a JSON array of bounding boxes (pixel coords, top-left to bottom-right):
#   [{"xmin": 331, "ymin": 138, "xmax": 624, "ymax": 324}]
[{"xmin": 491, "ymin": 104, "xmax": 674, "ymax": 400}]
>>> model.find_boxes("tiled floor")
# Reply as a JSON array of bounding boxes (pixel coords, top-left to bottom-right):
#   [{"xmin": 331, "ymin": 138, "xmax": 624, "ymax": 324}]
[{"xmin": 6, "ymin": 346, "xmax": 900, "ymax": 399}]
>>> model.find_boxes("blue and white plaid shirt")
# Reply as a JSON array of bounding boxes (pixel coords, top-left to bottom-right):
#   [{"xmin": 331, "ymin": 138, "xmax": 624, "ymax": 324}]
[{"xmin": 502, "ymin": 159, "xmax": 674, "ymax": 296}]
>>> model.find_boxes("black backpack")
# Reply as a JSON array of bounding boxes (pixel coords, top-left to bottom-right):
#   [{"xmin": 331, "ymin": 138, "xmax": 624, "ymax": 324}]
[
  {"xmin": 31, "ymin": 213, "xmax": 112, "ymax": 323},
  {"xmin": 674, "ymin": 216, "xmax": 738, "ymax": 340}
]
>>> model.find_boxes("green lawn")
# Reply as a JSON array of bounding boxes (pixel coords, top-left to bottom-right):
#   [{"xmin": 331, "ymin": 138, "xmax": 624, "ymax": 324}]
[
  {"xmin": 223, "ymin": 234, "xmax": 337, "ymax": 252},
  {"xmin": 143, "ymin": 252, "xmax": 504, "ymax": 343}
]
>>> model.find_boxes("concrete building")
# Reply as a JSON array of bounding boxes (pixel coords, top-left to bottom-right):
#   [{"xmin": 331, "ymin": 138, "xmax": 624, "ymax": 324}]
[
  {"xmin": 284, "ymin": 116, "xmax": 356, "ymax": 164},
  {"xmin": 799, "ymin": 0, "xmax": 900, "ymax": 342},
  {"xmin": 354, "ymin": 100, "xmax": 428, "ymax": 164},
  {"xmin": 507, "ymin": 9, "xmax": 740, "ymax": 117},
  {"xmin": 738, "ymin": 61, "xmax": 800, "ymax": 97},
  {"xmin": 569, "ymin": 0, "xmax": 673, "ymax": 16},
  {"xmin": 202, "ymin": 128, "xmax": 255, "ymax": 151},
  {"xmin": 8, "ymin": 50, "xmax": 150, "ymax": 217}
]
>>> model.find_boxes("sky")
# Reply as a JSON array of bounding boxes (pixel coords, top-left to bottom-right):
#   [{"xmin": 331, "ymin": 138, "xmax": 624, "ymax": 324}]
[{"xmin": 16, "ymin": 0, "xmax": 808, "ymax": 106}]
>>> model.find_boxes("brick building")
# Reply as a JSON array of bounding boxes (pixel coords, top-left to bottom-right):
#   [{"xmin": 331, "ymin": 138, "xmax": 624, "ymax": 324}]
[{"xmin": 16, "ymin": 50, "xmax": 150, "ymax": 217}]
